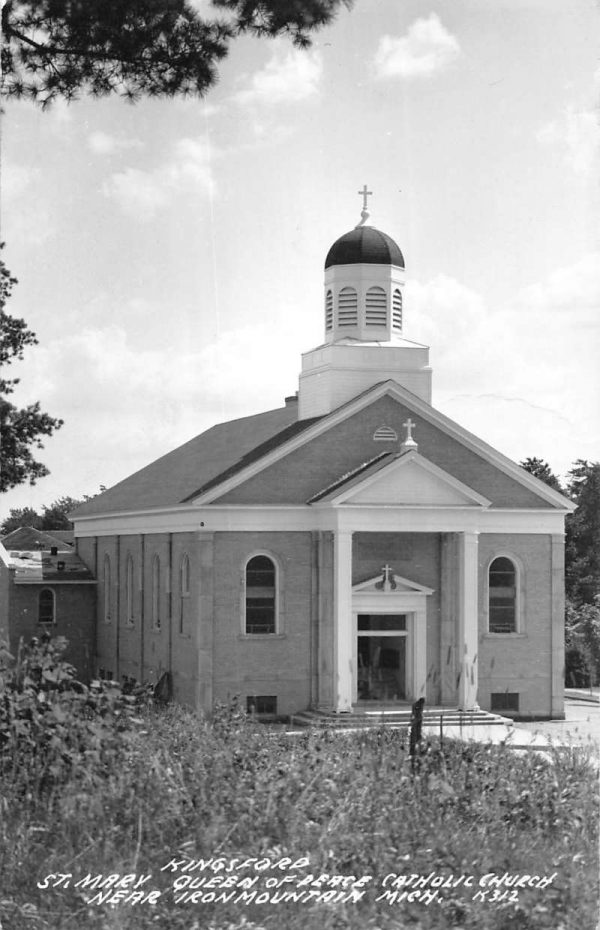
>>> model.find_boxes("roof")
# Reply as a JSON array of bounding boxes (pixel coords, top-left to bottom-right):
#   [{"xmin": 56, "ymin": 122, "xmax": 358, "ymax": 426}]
[
  {"xmin": 1, "ymin": 526, "xmax": 72, "ymax": 551},
  {"xmin": 72, "ymin": 402, "xmax": 318, "ymax": 518},
  {"xmin": 2, "ymin": 545, "xmax": 96, "ymax": 583},
  {"xmin": 307, "ymin": 451, "xmax": 392, "ymax": 502},
  {"xmin": 71, "ymin": 381, "xmax": 575, "ymax": 521},
  {"xmin": 325, "ymin": 226, "xmax": 405, "ymax": 269},
  {"xmin": 193, "ymin": 381, "xmax": 576, "ymax": 511}
]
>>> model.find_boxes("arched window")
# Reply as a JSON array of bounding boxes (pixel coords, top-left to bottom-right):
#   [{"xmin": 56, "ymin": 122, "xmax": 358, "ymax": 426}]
[
  {"xmin": 392, "ymin": 289, "xmax": 403, "ymax": 331},
  {"xmin": 488, "ymin": 557, "xmax": 517, "ymax": 633},
  {"xmin": 325, "ymin": 289, "xmax": 333, "ymax": 331},
  {"xmin": 103, "ymin": 555, "xmax": 111, "ymax": 623},
  {"xmin": 245, "ymin": 555, "xmax": 276, "ymax": 634},
  {"xmin": 365, "ymin": 286, "xmax": 387, "ymax": 326},
  {"xmin": 152, "ymin": 555, "xmax": 161, "ymax": 629},
  {"xmin": 38, "ymin": 588, "xmax": 55, "ymax": 624},
  {"xmin": 337, "ymin": 287, "xmax": 358, "ymax": 327},
  {"xmin": 179, "ymin": 553, "xmax": 190, "ymax": 634},
  {"xmin": 125, "ymin": 555, "xmax": 134, "ymax": 626}
]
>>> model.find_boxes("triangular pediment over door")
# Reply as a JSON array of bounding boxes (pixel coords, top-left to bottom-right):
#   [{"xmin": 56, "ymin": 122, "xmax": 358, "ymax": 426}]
[{"xmin": 330, "ymin": 450, "xmax": 491, "ymax": 508}]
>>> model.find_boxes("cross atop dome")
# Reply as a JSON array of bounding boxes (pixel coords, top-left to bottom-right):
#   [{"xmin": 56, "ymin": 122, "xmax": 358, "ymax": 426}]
[{"xmin": 356, "ymin": 184, "xmax": 373, "ymax": 228}]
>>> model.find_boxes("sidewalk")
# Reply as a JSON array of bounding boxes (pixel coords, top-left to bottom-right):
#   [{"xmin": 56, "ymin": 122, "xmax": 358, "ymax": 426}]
[
  {"xmin": 565, "ymin": 687, "xmax": 600, "ymax": 703},
  {"xmin": 431, "ymin": 698, "xmax": 599, "ymax": 756}
]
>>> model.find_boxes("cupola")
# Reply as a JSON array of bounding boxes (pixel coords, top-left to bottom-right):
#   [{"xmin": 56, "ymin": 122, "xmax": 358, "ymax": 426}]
[
  {"xmin": 323, "ymin": 186, "xmax": 406, "ymax": 343},
  {"xmin": 297, "ymin": 188, "xmax": 432, "ymax": 419}
]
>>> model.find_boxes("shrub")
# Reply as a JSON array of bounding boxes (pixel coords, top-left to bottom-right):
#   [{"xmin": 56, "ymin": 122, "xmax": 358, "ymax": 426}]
[{"xmin": 0, "ymin": 633, "xmax": 149, "ymax": 797}]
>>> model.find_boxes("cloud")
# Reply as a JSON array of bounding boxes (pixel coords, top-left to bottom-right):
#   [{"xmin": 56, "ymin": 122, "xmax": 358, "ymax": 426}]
[
  {"xmin": 102, "ymin": 137, "xmax": 215, "ymax": 218},
  {"xmin": 1, "ymin": 163, "xmax": 54, "ymax": 245},
  {"xmin": 233, "ymin": 41, "xmax": 322, "ymax": 105},
  {"xmin": 9, "ymin": 317, "xmax": 303, "ymax": 500},
  {"xmin": 405, "ymin": 255, "xmax": 600, "ymax": 473},
  {"xmin": 538, "ymin": 107, "xmax": 600, "ymax": 176},
  {"xmin": 373, "ymin": 14, "xmax": 461, "ymax": 80},
  {"xmin": 88, "ymin": 131, "xmax": 142, "ymax": 155},
  {"xmin": 1, "ymin": 162, "xmax": 38, "ymax": 201}
]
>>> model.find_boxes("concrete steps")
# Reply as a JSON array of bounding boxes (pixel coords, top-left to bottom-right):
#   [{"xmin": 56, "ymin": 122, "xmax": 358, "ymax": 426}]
[{"xmin": 290, "ymin": 707, "xmax": 512, "ymax": 730}]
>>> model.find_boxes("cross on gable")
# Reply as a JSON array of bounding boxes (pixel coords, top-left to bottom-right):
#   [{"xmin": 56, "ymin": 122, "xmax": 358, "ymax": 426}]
[
  {"xmin": 358, "ymin": 184, "xmax": 373, "ymax": 211},
  {"xmin": 375, "ymin": 563, "xmax": 397, "ymax": 591},
  {"xmin": 403, "ymin": 418, "xmax": 416, "ymax": 442},
  {"xmin": 381, "ymin": 563, "xmax": 394, "ymax": 582}
]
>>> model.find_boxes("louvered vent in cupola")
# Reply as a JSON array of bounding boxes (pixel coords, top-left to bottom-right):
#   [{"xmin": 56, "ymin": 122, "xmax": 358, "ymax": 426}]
[
  {"xmin": 337, "ymin": 287, "xmax": 358, "ymax": 326},
  {"xmin": 325, "ymin": 289, "xmax": 333, "ymax": 331},
  {"xmin": 392, "ymin": 289, "xmax": 403, "ymax": 331},
  {"xmin": 373, "ymin": 425, "xmax": 398, "ymax": 442},
  {"xmin": 365, "ymin": 286, "xmax": 387, "ymax": 326}
]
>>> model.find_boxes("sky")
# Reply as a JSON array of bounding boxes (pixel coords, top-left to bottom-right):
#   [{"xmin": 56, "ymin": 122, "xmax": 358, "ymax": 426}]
[{"xmin": 1, "ymin": 0, "xmax": 599, "ymax": 520}]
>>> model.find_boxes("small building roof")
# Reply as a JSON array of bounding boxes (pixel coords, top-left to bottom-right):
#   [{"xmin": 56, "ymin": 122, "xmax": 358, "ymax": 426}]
[
  {"xmin": 1, "ymin": 526, "xmax": 72, "ymax": 551},
  {"xmin": 2, "ymin": 545, "xmax": 95, "ymax": 584}
]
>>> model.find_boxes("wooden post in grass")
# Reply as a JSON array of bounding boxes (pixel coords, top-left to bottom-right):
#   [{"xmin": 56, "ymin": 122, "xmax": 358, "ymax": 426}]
[{"xmin": 409, "ymin": 698, "xmax": 425, "ymax": 756}]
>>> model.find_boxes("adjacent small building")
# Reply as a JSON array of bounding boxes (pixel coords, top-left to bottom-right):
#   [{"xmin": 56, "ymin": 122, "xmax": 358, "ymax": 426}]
[{"xmin": 0, "ymin": 527, "xmax": 95, "ymax": 679}]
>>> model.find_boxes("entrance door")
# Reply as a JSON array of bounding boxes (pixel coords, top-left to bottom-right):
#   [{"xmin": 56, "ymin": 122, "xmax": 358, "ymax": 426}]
[{"xmin": 356, "ymin": 614, "xmax": 407, "ymax": 702}]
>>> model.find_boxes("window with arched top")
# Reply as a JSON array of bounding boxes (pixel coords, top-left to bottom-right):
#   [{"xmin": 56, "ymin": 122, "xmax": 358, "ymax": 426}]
[
  {"xmin": 38, "ymin": 588, "xmax": 55, "ymax": 624},
  {"xmin": 179, "ymin": 553, "xmax": 190, "ymax": 635},
  {"xmin": 365, "ymin": 286, "xmax": 387, "ymax": 327},
  {"xmin": 152, "ymin": 555, "xmax": 161, "ymax": 630},
  {"xmin": 337, "ymin": 287, "xmax": 358, "ymax": 327},
  {"xmin": 125, "ymin": 555, "xmax": 134, "ymax": 626},
  {"xmin": 325, "ymin": 289, "xmax": 333, "ymax": 331},
  {"xmin": 392, "ymin": 289, "xmax": 402, "ymax": 331},
  {"xmin": 103, "ymin": 555, "xmax": 111, "ymax": 623},
  {"xmin": 488, "ymin": 557, "xmax": 518, "ymax": 633},
  {"xmin": 245, "ymin": 554, "xmax": 277, "ymax": 634}
]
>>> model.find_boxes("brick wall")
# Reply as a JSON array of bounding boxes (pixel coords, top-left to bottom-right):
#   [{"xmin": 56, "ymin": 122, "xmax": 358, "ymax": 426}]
[
  {"xmin": 7, "ymin": 582, "xmax": 95, "ymax": 680},
  {"xmin": 478, "ymin": 534, "xmax": 555, "ymax": 717},
  {"xmin": 211, "ymin": 531, "xmax": 314, "ymax": 717}
]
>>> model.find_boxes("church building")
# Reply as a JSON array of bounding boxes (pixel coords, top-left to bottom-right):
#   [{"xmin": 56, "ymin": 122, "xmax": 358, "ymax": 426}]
[{"xmin": 72, "ymin": 192, "xmax": 574, "ymax": 720}]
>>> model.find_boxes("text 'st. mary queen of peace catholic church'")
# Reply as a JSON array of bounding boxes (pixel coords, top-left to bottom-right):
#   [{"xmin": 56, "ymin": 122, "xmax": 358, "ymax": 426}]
[{"xmin": 72, "ymin": 190, "xmax": 574, "ymax": 720}]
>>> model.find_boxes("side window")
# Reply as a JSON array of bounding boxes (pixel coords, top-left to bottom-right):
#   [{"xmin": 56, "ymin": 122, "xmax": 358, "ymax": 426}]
[
  {"xmin": 179, "ymin": 553, "xmax": 190, "ymax": 635},
  {"xmin": 245, "ymin": 555, "xmax": 276, "ymax": 634},
  {"xmin": 488, "ymin": 557, "xmax": 517, "ymax": 633},
  {"xmin": 103, "ymin": 555, "xmax": 111, "ymax": 623},
  {"xmin": 152, "ymin": 555, "xmax": 161, "ymax": 630},
  {"xmin": 125, "ymin": 555, "xmax": 135, "ymax": 626},
  {"xmin": 38, "ymin": 588, "xmax": 55, "ymax": 624}
]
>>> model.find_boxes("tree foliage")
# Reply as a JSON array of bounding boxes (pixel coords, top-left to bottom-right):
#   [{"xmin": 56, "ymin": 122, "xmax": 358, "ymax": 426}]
[
  {"xmin": 565, "ymin": 460, "xmax": 600, "ymax": 606},
  {"xmin": 0, "ymin": 250, "xmax": 63, "ymax": 493},
  {"xmin": 1, "ymin": 0, "xmax": 352, "ymax": 106},
  {"xmin": 0, "ymin": 492, "xmax": 103, "ymax": 534},
  {"xmin": 520, "ymin": 457, "xmax": 564, "ymax": 494},
  {"xmin": 565, "ymin": 601, "xmax": 600, "ymax": 688}
]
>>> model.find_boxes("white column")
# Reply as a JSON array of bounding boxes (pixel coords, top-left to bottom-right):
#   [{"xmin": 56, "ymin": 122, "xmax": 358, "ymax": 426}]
[
  {"xmin": 333, "ymin": 531, "xmax": 353, "ymax": 712},
  {"xmin": 413, "ymin": 607, "xmax": 427, "ymax": 701},
  {"xmin": 457, "ymin": 531, "xmax": 479, "ymax": 710}
]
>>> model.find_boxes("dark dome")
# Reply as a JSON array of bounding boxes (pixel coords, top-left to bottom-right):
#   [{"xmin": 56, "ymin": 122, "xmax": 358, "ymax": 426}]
[{"xmin": 325, "ymin": 226, "xmax": 404, "ymax": 269}]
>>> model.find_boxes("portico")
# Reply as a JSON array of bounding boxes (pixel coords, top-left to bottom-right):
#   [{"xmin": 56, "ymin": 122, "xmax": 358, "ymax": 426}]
[{"xmin": 329, "ymin": 525, "xmax": 480, "ymax": 714}]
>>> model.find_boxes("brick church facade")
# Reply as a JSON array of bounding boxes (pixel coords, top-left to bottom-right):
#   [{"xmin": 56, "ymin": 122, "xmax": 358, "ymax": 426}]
[{"xmin": 71, "ymin": 197, "xmax": 574, "ymax": 719}]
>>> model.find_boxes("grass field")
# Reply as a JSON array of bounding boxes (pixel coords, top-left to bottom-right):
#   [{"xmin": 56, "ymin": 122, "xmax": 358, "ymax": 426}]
[{"xmin": 1, "ymin": 689, "xmax": 598, "ymax": 930}]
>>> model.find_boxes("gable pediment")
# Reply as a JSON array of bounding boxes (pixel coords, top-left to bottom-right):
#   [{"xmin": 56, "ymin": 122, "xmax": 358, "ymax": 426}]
[
  {"xmin": 353, "ymin": 571, "xmax": 434, "ymax": 596},
  {"xmin": 316, "ymin": 450, "xmax": 491, "ymax": 508},
  {"xmin": 190, "ymin": 381, "xmax": 573, "ymax": 512}
]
